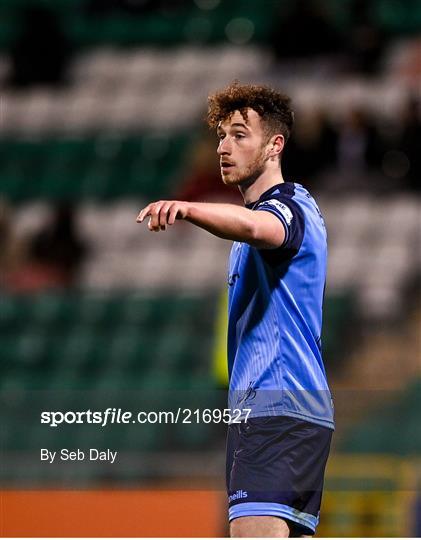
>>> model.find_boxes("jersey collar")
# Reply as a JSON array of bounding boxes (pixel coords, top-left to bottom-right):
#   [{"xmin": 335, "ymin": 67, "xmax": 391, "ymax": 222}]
[{"xmin": 245, "ymin": 182, "xmax": 295, "ymax": 209}]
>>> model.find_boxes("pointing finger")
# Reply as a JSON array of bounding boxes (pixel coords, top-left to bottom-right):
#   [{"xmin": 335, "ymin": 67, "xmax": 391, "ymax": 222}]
[{"xmin": 136, "ymin": 204, "xmax": 152, "ymax": 223}]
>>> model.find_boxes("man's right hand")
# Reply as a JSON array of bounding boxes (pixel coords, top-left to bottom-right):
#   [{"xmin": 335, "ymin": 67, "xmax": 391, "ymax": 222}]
[{"xmin": 136, "ymin": 200, "xmax": 189, "ymax": 231}]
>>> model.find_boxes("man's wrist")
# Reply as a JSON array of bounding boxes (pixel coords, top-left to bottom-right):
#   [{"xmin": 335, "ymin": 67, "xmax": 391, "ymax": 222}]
[{"xmin": 184, "ymin": 201, "xmax": 196, "ymax": 221}]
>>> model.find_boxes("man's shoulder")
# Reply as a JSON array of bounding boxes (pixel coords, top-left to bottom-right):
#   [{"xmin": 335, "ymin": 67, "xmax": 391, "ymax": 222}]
[{"xmin": 255, "ymin": 182, "xmax": 314, "ymax": 213}]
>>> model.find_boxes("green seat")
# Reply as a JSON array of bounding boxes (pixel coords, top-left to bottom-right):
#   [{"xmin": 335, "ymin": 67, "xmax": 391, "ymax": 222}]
[
  {"xmin": 30, "ymin": 293, "xmax": 66, "ymax": 327},
  {"xmin": 0, "ymin": 296, "xmax": 30, "ymax": 332},
  {"xmin": 36, "ymin": 294, "xmax": 79, "ymax": 328}
]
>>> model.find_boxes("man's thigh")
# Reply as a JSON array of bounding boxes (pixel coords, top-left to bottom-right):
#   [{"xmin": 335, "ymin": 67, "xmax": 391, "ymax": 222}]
[{"xmin": 230, "ymin": 516, "xmax": 290, "ymax": 538}]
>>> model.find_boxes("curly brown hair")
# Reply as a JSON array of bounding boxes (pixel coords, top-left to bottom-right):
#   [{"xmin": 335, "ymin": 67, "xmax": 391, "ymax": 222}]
[{"xmin": 206, "ymin": 81, "xmax": 294, "ymax": 143}]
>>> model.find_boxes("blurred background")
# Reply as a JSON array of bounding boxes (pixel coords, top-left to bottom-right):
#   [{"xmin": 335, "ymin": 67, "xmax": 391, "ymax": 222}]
[{"xmin": 0, "ymin": 0, "xmax": 420, "ymax": 536}]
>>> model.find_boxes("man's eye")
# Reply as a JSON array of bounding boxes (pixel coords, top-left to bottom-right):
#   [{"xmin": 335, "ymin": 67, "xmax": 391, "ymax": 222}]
[
  {"xmin": 218, "ymin": 134, "xmax": 225, "ymax": 141},
  {"xmin": 235, "ymin": 133, "xmax": 245, "ymax": 139}
]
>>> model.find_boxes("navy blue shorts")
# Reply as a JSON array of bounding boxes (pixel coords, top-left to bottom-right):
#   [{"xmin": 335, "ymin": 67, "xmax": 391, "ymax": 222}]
[{"xmin": 226, "ymin": 415, "xmax": 333, "ymax": 536}]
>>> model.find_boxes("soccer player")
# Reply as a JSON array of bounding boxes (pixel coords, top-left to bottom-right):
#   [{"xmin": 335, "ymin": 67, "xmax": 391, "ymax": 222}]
[{"xmin": 137, "ymin": 82, "xmax": 334, "ymax": 538}]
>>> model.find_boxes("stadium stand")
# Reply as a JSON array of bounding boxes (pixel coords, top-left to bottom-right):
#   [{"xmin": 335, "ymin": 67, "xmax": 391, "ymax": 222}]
[{"xmin": 6, "ymin": 195, "xmax": 419, "ymax": 319}]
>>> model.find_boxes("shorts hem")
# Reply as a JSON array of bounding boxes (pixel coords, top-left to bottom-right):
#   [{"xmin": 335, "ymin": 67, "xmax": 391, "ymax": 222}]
[{"xmin": 228, "ymin": 502, "xmax": 318, "ymax": 533}]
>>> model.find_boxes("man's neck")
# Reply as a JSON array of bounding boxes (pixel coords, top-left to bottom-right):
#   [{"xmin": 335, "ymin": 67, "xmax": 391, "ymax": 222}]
[{"xmin": 239, "ymin": 169, "xmax": 285, "ymax": 205}]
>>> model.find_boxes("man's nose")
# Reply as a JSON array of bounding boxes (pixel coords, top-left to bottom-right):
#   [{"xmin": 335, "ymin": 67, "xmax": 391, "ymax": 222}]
[{"xmin": 217, "ymin": 138, "xmax": 231, "ymax": 155}]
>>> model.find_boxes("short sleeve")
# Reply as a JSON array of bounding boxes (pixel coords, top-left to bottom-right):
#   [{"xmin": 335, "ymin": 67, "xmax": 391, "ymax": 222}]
[{"xmin": 255, "ymin": 197, "xmax": 305, "ymax": 264}]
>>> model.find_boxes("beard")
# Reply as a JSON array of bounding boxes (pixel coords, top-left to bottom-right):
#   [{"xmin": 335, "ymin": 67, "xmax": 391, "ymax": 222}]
[{"xmin": 221, "ymin": 148, "xmax": 267, "ymax": 188}]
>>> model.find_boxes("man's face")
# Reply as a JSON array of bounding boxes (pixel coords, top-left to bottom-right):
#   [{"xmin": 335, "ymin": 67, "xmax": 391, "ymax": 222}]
[{"xmin": 217, "ymin": 108, "xmax": 270, "ymax": 187}]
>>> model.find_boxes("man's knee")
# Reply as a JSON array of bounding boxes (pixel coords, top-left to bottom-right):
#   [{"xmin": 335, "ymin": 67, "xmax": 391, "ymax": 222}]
[{"xmin": 230, "ymin": 515, "xmax": 290, "ymax": 538}]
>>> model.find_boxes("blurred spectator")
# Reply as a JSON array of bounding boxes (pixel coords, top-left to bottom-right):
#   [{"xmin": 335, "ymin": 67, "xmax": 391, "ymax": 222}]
[
  {"xmin": 285, "ymin": 102, "xmax": 420, "ymax": 194},
  {"xmin": 7, "ymin": 6, "xmax": 71, "ymax": 88},
  {"xmin": 392, "ymin": 96, "xmax": 421, "ymax": 192},
  {"xmin": 283, "ymin": 109, "xmax": 336, "ymax": 191},
  {"xmin": 0, "ymin": 200, "xmax": 26, "ymax": 285},
  {"xmin": 175, "ymin": 132, "xmax": 241, "ymax": 204},
  {"xmin": 320, "ymin": 107, "xmax": 384, "ymax": 192},
  {"xmin": 28, "ymin": 203, "xmax": 88, "ymax": 287},
  {"xmin": 336, "ymin": 108, "xmax": 380, "ymax": 172},
  {"xmin": 4, "ymin": 203, "xmax": 88, "ymax": 293}
]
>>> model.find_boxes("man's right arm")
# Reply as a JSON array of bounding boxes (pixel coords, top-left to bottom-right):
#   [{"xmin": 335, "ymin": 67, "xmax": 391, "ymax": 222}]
[{"xmin": 136, "ymin": 200, "xmax": 285, "ymax": 249}]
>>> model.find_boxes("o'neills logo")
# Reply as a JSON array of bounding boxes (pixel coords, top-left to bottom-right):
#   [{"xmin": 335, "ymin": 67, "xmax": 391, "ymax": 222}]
[{"xmin": 228, "ymin": 490, "xmax": 248, "ymax": 503}]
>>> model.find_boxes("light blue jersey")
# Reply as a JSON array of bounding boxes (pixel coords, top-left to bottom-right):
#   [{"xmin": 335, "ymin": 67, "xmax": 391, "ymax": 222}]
[{"xmin": 227, "ymin": 182, "xmax": 334, "ymax": 429}]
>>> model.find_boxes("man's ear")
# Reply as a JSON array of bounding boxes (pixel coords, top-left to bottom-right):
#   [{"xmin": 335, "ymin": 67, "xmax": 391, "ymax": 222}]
[{"xmin": 268, "ymin": 134, "xmax": 285, "ymax": 158}]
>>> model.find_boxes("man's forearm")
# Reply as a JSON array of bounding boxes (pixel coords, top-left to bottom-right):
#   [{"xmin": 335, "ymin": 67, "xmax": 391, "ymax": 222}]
[{"xmin": 186, "ymin": 202, "xmax": 257, "ymax": 243}]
